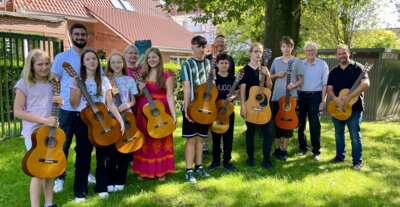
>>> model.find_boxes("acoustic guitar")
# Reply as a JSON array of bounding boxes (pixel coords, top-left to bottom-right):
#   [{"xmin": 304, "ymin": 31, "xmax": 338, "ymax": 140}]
[
  {"xmin": 132, "ymin": 69, "xmax": 175, "ymax": 139},
  {"xmin": 327, "ymin": 61, "xmax": 373, "ymax": 121},
  {"xmin": 188, "ymin": 44, "xmax": 218, "ymax": 125},
  {"xmin": 244, "ymin": 49, "xmax": 273, "ymax": 124},
  {"xmin": 211, "ymin": 69, "xmax": 244, "ymax": 134},
  {"xmin": 275, "ymin": 60, "xmax": 299, "ymax": 130},
  {"xmin": 62, "ymin": 62, "xmax": 122, "ymax": 147},
  {"xmin": 22, "ymin": 78, "xmax": 67, "ymax": 178},
  {"xmin": 107, "ymin": 74, "xmax": 145, "ymax": 153}
]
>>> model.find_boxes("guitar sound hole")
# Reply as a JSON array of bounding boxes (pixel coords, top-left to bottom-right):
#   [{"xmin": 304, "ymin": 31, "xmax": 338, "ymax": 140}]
[
  {"xmin": 151, "ymin": 109, "xmax": 160, "ymax": 117},
  {"xmin": 94, "ymin": 111, "xmax": 104, "ymax": 121},
  {"xmin": 124, "ymin": 121, "xmax": 131, "ymax": 129},
  {"xmin": 256, "ymin": 94, "xmax": 264, "ymax": 102},
  {"xmin": 45, "ymin": 137, "xmax": 56, "ymax": 148}
]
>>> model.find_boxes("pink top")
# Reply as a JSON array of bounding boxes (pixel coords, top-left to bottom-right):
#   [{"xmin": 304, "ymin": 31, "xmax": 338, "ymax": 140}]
[{"xmin": 14, "ymin": 79, "xmax": 53, "ymax": 139}]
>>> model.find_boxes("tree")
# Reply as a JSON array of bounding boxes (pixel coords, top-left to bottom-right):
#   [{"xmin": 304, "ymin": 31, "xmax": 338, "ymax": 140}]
[
  {"xmin": 353, "ymin": 29, "xmax": 400, "ymax": 49},
  {"xmin": 162, "ymin": 0, "xmax": 301, "ymax": 62},
  {"xmin": 301, "ymin": 0, "xmax": 379, "ymax": 48}
]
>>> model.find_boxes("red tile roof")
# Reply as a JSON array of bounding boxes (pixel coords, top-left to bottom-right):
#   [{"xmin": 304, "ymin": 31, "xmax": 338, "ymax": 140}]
[{"xmin": 14, "ymin": 0, "xmax": 193, "ymax": 50}]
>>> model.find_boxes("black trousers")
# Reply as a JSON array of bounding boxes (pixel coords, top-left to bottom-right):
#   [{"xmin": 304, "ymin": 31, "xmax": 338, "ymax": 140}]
[
  {"xmin": 245, "ymin": 121, "xmax": 273, "ymax": 162},
  {"xmin": 107, "ymin": 147, "xmax": 132, "ymax": 186},
  {"xmin": 211, "ymin": 114, "xmax": 234, "ymax": 164}
]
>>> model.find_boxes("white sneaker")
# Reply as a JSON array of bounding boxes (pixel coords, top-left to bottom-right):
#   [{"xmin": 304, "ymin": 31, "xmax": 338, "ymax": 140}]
[
  {"xmin": 53, "ymin": 178, "xmax": 64, "ymax": 193},
  {"xmin": 88, "ymin": 174, "xmax": 96, "ymax": 184},
  {"xmin": 75, "ymin": 197, "xmax": 86, "ymax": 203},
  {"xmin": 107, "ymin": 185, "xmax": 115, "ymax": 192},
  {"xmin": 114, "ymin": 185, "xmax": 124, "ymax": 191},
  {"xmin": 98, "ymin": 192, "xmax": 109, "ymax": 199}
]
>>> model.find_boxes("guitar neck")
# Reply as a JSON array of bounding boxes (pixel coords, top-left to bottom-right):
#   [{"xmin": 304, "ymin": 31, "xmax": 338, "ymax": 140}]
[
  {"xmin": 348, "ymin": 71, "xmax": 366, "ymax": 94},
  {"xmin": 137, "ymin": 76, "xmax": 157, "ymax": 111},
  {"xmin": 48, "ymin": 101, "xmax": 60, "ymax": 138},
  {"xmin": 205, "ymin": 56, "xmax": 216, "ymax": 96},
  {"xmin": 75, "ymin": 77, "xmax": 100, "ymax": 113},
  {"xmin": 285, "ymin": 73, "xmax": 291, "ymax": 104},
  {"xmin": 220, "ymin": 78, "xmax": 239, "ymax": 111}
]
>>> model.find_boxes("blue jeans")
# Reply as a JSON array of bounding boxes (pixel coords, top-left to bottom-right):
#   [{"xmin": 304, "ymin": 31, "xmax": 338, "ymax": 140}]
[{"xmin": 332, "ymin": 111, "xmax": 363, "ymax": 165}]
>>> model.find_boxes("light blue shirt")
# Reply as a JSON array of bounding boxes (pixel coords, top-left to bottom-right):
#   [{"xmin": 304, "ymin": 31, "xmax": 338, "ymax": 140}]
[
  {"xmin": 51, "ymin": 48, "xmax": 103, "ymax": 111},
  {"xmin": 299, "ymin": 58, "xmax": 329, "ymax": 92},
  {"xmin": 270, "ymin": 57, "xmax": 303, "ymax": 101}
]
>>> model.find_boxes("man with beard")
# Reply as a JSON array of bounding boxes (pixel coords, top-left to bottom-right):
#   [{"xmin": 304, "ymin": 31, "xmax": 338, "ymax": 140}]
[
  {"xmin": 327, "ymin": 44, "xmax": 369, "ymax": 171},
  {"xmin": 51, "ymin": 23, "xmax": 96, "ymax": 193}
]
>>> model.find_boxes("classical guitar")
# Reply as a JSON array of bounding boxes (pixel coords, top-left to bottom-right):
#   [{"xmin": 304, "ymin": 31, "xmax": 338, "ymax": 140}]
[
  {"xmin": 62, "ymin": 62, "xmax": 122, "ymax": 147},
  {"xmin": 211, "ymin": 69, "xmax": 244, "ymax": 134},
  {"xmin": 22, "ymin": 78, "xmax": 67, "ymax": 178},
  {"xmin": 244, "ymin": 49, "xmax": 273, "ymax": 124},
  {"xmin": 188, "ymin": 44, "xmax": 218, "ymax": 125},
  {"xmin": 327, "ymin": 61, "xmax": 373, "ymax": 121},
  {"xmin": 132, "ymin": 69, "xmax": 175, "ymax": 139},
  {"xmin": 275, "ymin": 59, "xmax": 299, "ymax": 130},
  {"xmin": 107, "ymin": 74, "xmax": 145, "ymax": 153}
]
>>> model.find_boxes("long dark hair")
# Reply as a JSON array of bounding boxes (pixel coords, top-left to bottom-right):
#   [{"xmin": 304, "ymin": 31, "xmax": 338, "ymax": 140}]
[
  {"xmin": 141, "ymin": 47, "xmax": 165, "ymax": 88},
  {"xmin": 80, "ymin": 49, "xmax": 102, "ymax": 96}
]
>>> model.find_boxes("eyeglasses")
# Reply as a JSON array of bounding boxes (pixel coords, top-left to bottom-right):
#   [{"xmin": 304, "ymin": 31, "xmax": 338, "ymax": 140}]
[{"xmin": 305, "ymin": 49, "xmax": 316, "ymax": 52}]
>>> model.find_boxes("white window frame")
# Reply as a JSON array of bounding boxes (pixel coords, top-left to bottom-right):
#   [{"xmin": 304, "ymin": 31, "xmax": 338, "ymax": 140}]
[{"xmin": 110, "ymin": 0, "xmax": 134, "ymax": 11}]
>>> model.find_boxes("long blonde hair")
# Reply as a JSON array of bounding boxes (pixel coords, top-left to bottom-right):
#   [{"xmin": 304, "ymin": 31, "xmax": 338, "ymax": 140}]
[
  {"xmin": 21, "ymin": 49, "xmax": 51, "ymax": 86},
  {"xmin": 141, "ymin": 47, "xmax": 165, "ymax": 88},
  {"xmin": 105, "ymin": 52, "xmax": 129, "ymax": 76}
]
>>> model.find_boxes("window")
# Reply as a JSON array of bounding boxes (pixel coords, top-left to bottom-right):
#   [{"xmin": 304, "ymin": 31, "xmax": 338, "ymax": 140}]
[
  {"xmin": 0, "ymin": 0, "xmax": 5, "ymax": 5},
  {"xmin": 110, "ymin": 0, "xmax": 134, "ymax": 11}
]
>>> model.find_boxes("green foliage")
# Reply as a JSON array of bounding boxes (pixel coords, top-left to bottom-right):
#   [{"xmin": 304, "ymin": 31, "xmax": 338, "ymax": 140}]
[
  {"xmin": 353, "ymin": 29, "xmax": 400, "ymax": 48},
  {"xmin": 163, "ymin": 61, "xmax": 181, "ymax": 71}
]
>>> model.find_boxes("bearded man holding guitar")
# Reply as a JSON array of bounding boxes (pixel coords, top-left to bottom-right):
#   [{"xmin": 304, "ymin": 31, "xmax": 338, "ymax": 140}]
[{"xmin": 327, "ymin": 44, "xmax": 370, "ymax": 171}]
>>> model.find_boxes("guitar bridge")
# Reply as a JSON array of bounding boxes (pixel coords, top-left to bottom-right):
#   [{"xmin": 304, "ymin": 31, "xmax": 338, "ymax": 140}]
[
  {"xmin": 251, "ymin": 106, "xmax": 264, "ymax": 111},
  {"xmin": 279, "ymin": 118, "xmax": 293, "ymax": 122},
  {"xmin": 39, "ymin": 158, "xmax": 58, "ymax": 164},
  {"xmin": 155, "ymin": 122, "xmax": 168, "ymax": 128},
  {"xmin": 100, "ymin": 126, "xmax": 114, "ymax": 135},
  {"xmin": 197, "ymin": 109, "xmax": 212, "ymax": 114},
  {"xmin": 123, "ymin": 136, "xmax": 137, "ymax": 142}
]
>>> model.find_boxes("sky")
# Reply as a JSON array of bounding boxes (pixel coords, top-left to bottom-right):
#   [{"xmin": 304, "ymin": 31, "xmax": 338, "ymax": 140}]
[{"xmin": 377, "ymin": 0, "xmax": 400, "ymax": 28}]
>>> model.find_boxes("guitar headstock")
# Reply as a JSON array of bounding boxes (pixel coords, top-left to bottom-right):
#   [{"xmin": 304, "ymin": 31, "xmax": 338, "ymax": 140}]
[
  {"xmin": 211, "ymin": 43, "xmax": 218, "ymax": 58},
  {"xmin": 262, "ymin": 48, "xmax": 272, "ymax": 66},
  {"xmin": 236, "ymin": 69, "xmax": 245, "ymax": 81},
  {"xmin": 363, "ymin": 60, "xmax": 374, "ymax": 73},
  {"xmin": 50, "ymin": 77, "xmax": 60, "ymax": 96},
  {"xmin": 62, "ymin": 62, "xmax": 79, "ymax": 78},
  {"xmin": 287, "ymin": 59, "xmax": 296, "ymax": 73},
  {"xmin": 106, "ymin": 73, "xmax": 117, "ymax": 88},
  {"xmin": 131, "ymin": 67, "xmax": 143, "ymax": 83}
]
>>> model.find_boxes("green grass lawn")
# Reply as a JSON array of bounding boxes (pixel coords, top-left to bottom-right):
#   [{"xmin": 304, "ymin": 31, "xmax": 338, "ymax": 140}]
[{"xmin": 0, "ymin": 109, "xmax": 399, "ymax": 207}]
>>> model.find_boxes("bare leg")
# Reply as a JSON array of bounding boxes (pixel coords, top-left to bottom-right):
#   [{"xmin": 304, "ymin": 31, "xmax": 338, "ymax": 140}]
[
  {"xmin": 43, "ymin": 178, "xmax": 55, "ymax": 206},
  {"xmin": 30, "ymin": 177, "xmax": 43, "ymax": 207},
  {"xmin": 185, "ymin": 137, "xmax": 197, "ymax": 168},
  {"xmin": 195, "ymin": 136, "xmax": 203, "ymax": 165}
]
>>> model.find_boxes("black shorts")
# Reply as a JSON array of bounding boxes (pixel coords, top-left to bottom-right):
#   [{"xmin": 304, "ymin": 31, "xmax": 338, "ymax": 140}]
[
  {"xmin": 181, "ymin": 111, "xmax": 209, "ymax": 138},
  {"xmin": 271, "ymin": 101, "xmax": 297, "ymax": 139}
]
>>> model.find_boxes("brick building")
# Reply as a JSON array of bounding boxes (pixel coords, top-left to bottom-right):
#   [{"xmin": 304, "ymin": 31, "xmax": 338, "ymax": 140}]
[{"xmin": 0, "ymin": 0, "xmax": 193, "ymax": 63}]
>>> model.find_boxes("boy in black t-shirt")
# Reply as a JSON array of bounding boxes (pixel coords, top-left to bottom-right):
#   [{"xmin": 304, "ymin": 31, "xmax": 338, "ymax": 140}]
[{"xmin": 207, "ymin": 54, "xmax": 238, "ymax": 172}]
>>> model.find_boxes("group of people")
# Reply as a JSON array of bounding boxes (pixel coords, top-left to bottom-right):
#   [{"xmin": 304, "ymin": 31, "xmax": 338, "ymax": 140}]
[{"xmin": 14, "ymin": 22, "xmax": 369, "ymax": 207}]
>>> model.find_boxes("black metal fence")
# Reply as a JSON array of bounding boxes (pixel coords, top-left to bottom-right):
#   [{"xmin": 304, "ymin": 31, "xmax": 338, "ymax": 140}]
[{"xmin": 0, "ymin": 32, "xmax": 63, "ymax": 140}]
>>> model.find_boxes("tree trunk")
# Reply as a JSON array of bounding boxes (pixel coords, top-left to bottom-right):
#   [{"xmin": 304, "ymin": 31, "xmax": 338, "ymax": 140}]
[{"xmin": 264, "ymin": 0, "xmax": 301, "ymax": 64}]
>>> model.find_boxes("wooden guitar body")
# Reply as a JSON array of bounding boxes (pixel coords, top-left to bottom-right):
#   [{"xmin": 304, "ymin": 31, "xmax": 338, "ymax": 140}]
[
  {"xmin": 80, "ymin": 102, "xmax": 122, "ymax": 147},
  {"xmin": 327, "ymin": 88, "xmax": 358, "ymax": 121},
  {"xmin": 188, "ymin": 83, "xmax": 218, "ymax": 125},
  {"xmin": 115, "ymin": 111, "xmax": 145, "ymax": 153},
  {"xmin": 245, "ymin": 86, "xmax": 272, "ymax": 124},
  {"xmin": 22, "ymin": 127, "xmax": 66, "ymax": 178},
  {"xmin": 275, "ymin": 96, "xmax": 299, "ymax": 130},
  {"xmin": 211, "ymin": 100, "xmax": 234, "ymax": 134},
  {"xmin": 142, "ymin": 100, "xmax": 175, "ymax": 139}
]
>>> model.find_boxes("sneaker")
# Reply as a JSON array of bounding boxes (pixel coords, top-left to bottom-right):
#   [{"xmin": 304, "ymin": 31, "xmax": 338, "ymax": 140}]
[
  {"xmin": 262, "ymin": 160, "xmax": 273, "ymax": 169},
  {"xmin": 296, "ymin": 150, "xmax": 307, "ymax": 156},
  {"xmin": 88, "ymin": 174, "xmax": 96, "ymax": 184},
  {"xmin": 75, "ymin": 197, "xmax": 86, "ymax": 203},
  {"xmin": 207, "ymin": 161, "xmax": 221, "ymax": 170},
  {"xmin": 330, "ymin": 157, "xmax": 345, "ymax": 164},
  {"xmin": 273, "ymin": 148, "xmax": 281, "ymax": 159},
  {"xmin": 313, "ymin": 154, "xmax": 321, "ymax": 161},
  {"xmin": 114, "ymin": 185, "xmax": 124, "ymax": 191},
  {"xmin": 107, "ymin": 185, "xmax": 115, "ymax": 192},
  {"xmin": 185, "ymin": 170, "xmax": 197, "ymax": 183},
  {"xmin": 353, "ymin": 164, "xmax": 363, "ymax": 171},
  {"xmin": 279, "ymin": 150, "xmax": 288, "ymax": 161},
  {"xmin": 247, "ymin": 158, "xmax": 256, "ymax": 167},
  {"xmin": 222, "ymin": 163, "xmax": 236, "ymax": 172},
  {"xmin": 194, "ymin": 166, "xmax": 210, "ymax": 177},
  {"xmin": 98, "ymin": 192, "xmax": 109, "ymax": 199},
  {"xmin": 53, "ymin": 178, "xmax": 64, "ymax": 193}
]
